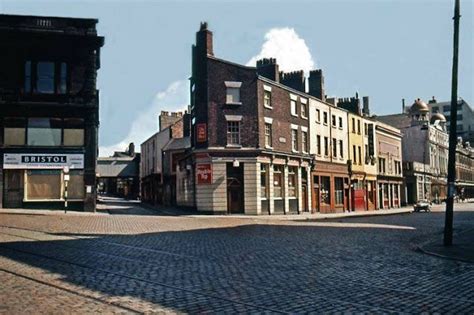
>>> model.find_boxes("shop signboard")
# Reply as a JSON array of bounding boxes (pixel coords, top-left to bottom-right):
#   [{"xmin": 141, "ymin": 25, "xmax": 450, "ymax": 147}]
[
  {"xmin": 196, "ymin": 123, "xmax": 207, "ymax": 142},
  {"xmin": 196, "ymin": 163, "xmax": 212, "ymax": 184},
  {"xmin": 3, "ymin": 154, "xmax": 84, "ymax": 169}
]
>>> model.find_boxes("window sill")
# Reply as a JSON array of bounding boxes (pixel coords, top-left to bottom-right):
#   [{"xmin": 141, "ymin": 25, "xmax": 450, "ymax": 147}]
[
  {"xmin": 291, "ymin": 113, "xmax": 298, "ymax": 117},
  {"xmin": 292, "ymin": 150, "xmax": 299, "ymax": 154},
  {"xmin": 265, "ymin": 145, "xmax": 273, "ymax": 150},
  {"xmin": 301, "ymin": 116, "xmax": 308, "ymax": 120},
  {"xmin": 226, "ymin": 144, "xmax": 242, "ymax": 148},
  {"xmin": 226, "ymin": 102, "xmax": 242, "ymax": 106},
  {"xmin": 264, "ymin": 105, "xmax": 273, "ymax": 109}
]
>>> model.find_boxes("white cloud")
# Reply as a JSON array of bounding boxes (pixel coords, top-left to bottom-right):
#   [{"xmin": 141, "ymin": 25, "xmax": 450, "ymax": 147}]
[
  {"xmin": 99, "ymin": 80, "xmax": 189, "ymax": 156},
  {"xmin": 246, "ymin": 27, "xmax": 315, "ymax": 74}
]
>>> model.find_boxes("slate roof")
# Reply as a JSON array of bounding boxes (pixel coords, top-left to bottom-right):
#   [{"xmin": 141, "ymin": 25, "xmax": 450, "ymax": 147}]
[
  {"xmin": 375, "ymin": 114, "xmax": 412, "ymax": 130},
  {"xmin": 97, "ymin": 156, "xmax": 139, "ymax": 178},
  {"xmin": 163, "ymin": 137, "xmax": 191, "ymax": 151}
]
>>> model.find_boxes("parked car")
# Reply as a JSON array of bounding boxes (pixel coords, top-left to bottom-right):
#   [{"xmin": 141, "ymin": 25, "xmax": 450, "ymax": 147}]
[{"xmin": 414, "ymin": 200, "xmax": 431, "ymax": 212}]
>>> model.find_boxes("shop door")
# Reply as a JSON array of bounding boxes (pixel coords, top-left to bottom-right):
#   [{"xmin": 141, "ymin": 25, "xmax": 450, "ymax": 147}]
[
  {"xmin": 226, "ymin": 163, "xmax": 244, "ymax": 214},
  {"xmin": 4, "ymin": 170, "xmax": 24, "ymax": 208},
  {"xmin": 227, "ymin": 178, "xmax": 243, "ymax": 214},
  {"xmin": 301, "ymin": 184, "xmax": 308, "ymax": 212}
]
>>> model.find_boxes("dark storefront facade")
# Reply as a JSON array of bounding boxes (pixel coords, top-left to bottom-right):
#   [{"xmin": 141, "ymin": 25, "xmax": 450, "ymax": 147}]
[{"xmin": 0, "ymin": 14, "xmax": 104, "ymax": 211}]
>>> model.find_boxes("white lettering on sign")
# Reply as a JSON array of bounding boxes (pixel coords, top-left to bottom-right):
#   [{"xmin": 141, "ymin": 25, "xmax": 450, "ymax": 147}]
[{"xmin": 3, "ymin": 154, "xmax": 84, "ymax": 169}]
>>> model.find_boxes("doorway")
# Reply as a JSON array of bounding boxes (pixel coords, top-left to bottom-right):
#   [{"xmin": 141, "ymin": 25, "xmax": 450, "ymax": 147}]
[
  {"xmin": 226, "ymin": 163, "xmax": 244, "ymax": 214},
  {"xmin": 4, "ymin": 170, "xmax": 24, "ymax": 208}
]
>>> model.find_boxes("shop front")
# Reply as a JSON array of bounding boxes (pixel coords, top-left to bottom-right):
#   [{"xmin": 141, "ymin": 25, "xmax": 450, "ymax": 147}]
[
  {"xmin": 312, "ymin": 161, "xmax": 350, "ymax": 213},
  {"xmin": 2, "ymin": 153, "xmax": 85, "ymax": 209}
]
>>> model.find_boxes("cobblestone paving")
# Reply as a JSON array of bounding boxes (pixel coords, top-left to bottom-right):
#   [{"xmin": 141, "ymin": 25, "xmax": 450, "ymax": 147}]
[{"xmin": 0, "ymin": 200, "xmax": 473, "ymax": 313}]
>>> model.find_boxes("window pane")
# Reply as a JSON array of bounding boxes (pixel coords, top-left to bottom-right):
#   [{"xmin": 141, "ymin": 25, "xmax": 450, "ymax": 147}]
[
  {"xmin": 4, "ymin": 128, "xmax": 26, "ymax": 145},
  {"xmin": 25, "ymin": 61, "xmax": 32, "ymax": 93},
  {"xmin": 59, "ymin": 62, "xmax": 67, "ymax": 94},
  {"xmin": 26, "ymin": 170, "xmax": 61, "ymax": 200},
  {"xmin": 68, "ymin": 171, "xmax": 85, "ymax": 199},
  {"xmin": 63, "ymin": 129, "xmax": 84, "ymax": 146},
  {"xmin": 273, "ymin": 166, "xmax": 283, "ymax": 198},
  {"xmin": 226, "ymin": 88, "xmax": 240, "ymax": 103},
  {"xmin": 37, "ymin": 62, "xmax": 55, "ymax": 94},
  {"xmin": 27, "ymin": 118, "xmax": 62, "ymax": 146}
]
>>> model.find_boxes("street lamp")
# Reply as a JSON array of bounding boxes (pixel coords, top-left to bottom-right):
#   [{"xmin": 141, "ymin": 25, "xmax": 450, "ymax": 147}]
[{"xmin": 63, "ymin": 166, "xmax": 70, "ymax": 213}]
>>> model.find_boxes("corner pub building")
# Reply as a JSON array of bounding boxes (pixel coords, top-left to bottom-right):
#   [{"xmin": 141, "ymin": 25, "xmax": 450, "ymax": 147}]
[{"xmin": 0, "ymin": 14, "xmax": 104, "ymax": 211}]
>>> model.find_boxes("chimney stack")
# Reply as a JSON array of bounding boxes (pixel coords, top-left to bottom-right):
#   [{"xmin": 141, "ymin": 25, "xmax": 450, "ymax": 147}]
[
  {"xmin": 256, "ymin": 58, "xmax": 279, "ymax": 82},
  {"xmin": 402, "ymin": 98, "xmax": 406, "ymax": 113},
  {"xmin": 362, "ymin": 96, "xmax": 370, "ymax": 116},
  {"xmin": 196, "ymin": 22, "xmax": 213, "ymax": 56},
  {"xmin": 280, "ymin": 70, "xmax": 305, "ymax": 92},
  {"xmin": 308, "ymin": 69, "xmax": 325, "ymax": 101}
]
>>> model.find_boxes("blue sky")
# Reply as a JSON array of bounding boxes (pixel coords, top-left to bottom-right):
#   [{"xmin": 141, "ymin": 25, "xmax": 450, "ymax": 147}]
[{"xmin": 1, "ymin": 0, "xmax": 472, "ymax": 155}]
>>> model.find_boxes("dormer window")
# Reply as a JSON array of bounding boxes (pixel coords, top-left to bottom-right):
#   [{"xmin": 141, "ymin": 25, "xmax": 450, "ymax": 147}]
[{"xmin": 225, "ymin": 81, "xmax": 242, "ymax": 105}]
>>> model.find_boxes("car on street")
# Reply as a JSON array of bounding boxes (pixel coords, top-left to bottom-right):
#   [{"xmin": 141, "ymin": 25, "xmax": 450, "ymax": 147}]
[{"xmin": 413, "ymin": 199, "xmax": 431, "ymax": 212}]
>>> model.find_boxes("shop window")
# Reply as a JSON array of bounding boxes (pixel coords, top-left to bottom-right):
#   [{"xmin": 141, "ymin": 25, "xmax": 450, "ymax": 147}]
[
  {"xmin": 27, "ymin": 118, "xmax": 62, "ymax": 146},
  {"xmin": 59, "ymin": 62, "xmax": 67, "ymax": 94},
  {"xmin": 63, "ymin": 118, "xmax": 85, "ymax": 146},
  {"xmin": 68, "ymin": 170, "xmax": 85, "ymax": 200},
  {"xmin": 24, "ymin": 61, "xmax": 32, "ymax": 93},
  {"xmin": 4, "ymin": 118, "xmax": 26, "ymax": 146},
  {"xmin": 288, "ymin": 167, "xmax": 297, "ymax": 197},
  {"xmin": 26, "ymin": 170, "xmax": 61, "ymax": 200},
  {"xmin": 273, "ymin": 165, "xmax": 283, "ymax": 198},
  {"xmin": 260, "ymin": 164, "xmax": 268, "ymax": 198},
  {"xmin": 320, "ymin": 176, "xmax": 330, "ymax": 205},
  {"xmin": 335, "ymin": 177, "xmax": 344, "ymax": 205}
]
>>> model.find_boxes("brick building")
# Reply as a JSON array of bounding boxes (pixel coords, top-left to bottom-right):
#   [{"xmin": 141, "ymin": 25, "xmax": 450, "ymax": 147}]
[
  {"xmin": 0, "ymin": 14, "xmax": 104, "ymax": 211},
  {"xmin": 178, "ymin": 23, "xmax": 313, "ymax": 214},
  {"xmin": 140, "ymin": 111, "xmax": 190, "ymax": 205}
]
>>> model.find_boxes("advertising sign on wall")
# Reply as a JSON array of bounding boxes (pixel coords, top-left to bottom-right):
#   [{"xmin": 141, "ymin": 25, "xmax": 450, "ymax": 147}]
[
  {"xmin": 3, "ymin": 154, "xmax": 84, "ymax": 169},
  {"xmin": 196, "ymin": 123, "xmax": 207, "ymax": 143},
  {"xmin": 196, "ymin": 163, "xmax": 212, "ymax": 184}
]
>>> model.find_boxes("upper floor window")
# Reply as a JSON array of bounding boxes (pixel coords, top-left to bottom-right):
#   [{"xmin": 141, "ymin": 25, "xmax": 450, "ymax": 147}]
[
  {"xmin": 431, "ymin": 106, "xmax": 439, "ymax": 113},
  {"xmin": 323, "ymin": 112, "xmax": 328, "ymax": 125},
  {"xmin": 339, "ymin": 140, "xmax": 343, "ymax": 158},
  {"xmin": 302, "ymin": 131, "xmax": 308, "ymax": 153},
  {"xmin": 225, "ymin": 81, "xmax": 242, "ymax": 105},
  {"xmin": 291, "ymin": 99, "xmax": 297, "ymax": 116},
  {"xmin": 379, "ymin": 157, "xmax": 386, "ymax": 173},
  {"xmin": 332, "ymin": 115, "xmax": 336, "ymax": 127},
  {"xmin": 226, "ymin": 121, "xmax": 240, "ymax": 145},
  {"xmin": 352, "ymin": 118, "xmax": 356, "ymax": 133},
  {"xmin": 291, "ymin": 129, "xmax": 298, "ymax": 151},
  {"xmin": 338, "ymin": 117, "xmax": 343, "ymax": 129},
  {"xmin": 24, "ymin": 61, "xmax": 68, "ymax": 95},
  {"xmin": 357, "ymin": 120, "xmax": 361, "ymax": 134},
  {"xmin": 4, "ymin": 117, "xmax": 84, "ymax": 147},
  {"xmin": 315, "ymin": 109, "xmax": 321, "ymax": 123},
  {"xmin": 301, "ymin": 103, "xmax": 307, "ymax": 118},
  {"xmin": 324, "ymin": 137, "xmax": 329, "ymax": 156},
  {"xmin": 364, "ymin": 123, "xmax": 368, "ymax": 136},
  {"xmin": 332, "ymin": 138, "xmax": 337, "ymax": 157},
  {"xmin": 264, "ymin": 123, "xmax": 272, "ymax": 147},
  {"xmin": 316, "ymin": 135, "xmax": 321, "ymax": 155},
  {"xmin": 264, "ymin": 90, "xmax": 272, "ymax": 108}
]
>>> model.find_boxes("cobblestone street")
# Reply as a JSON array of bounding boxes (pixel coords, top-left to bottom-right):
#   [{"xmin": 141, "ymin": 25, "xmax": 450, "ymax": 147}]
[{"xmin": 1, "ymin": 199, "xmax": 474, "ymax": 313}]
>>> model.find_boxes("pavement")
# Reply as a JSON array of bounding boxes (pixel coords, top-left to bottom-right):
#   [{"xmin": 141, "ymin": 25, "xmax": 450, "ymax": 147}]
[{"xmin": 0, "ymin": 197, "xmax": 473, "ymax": 313}]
